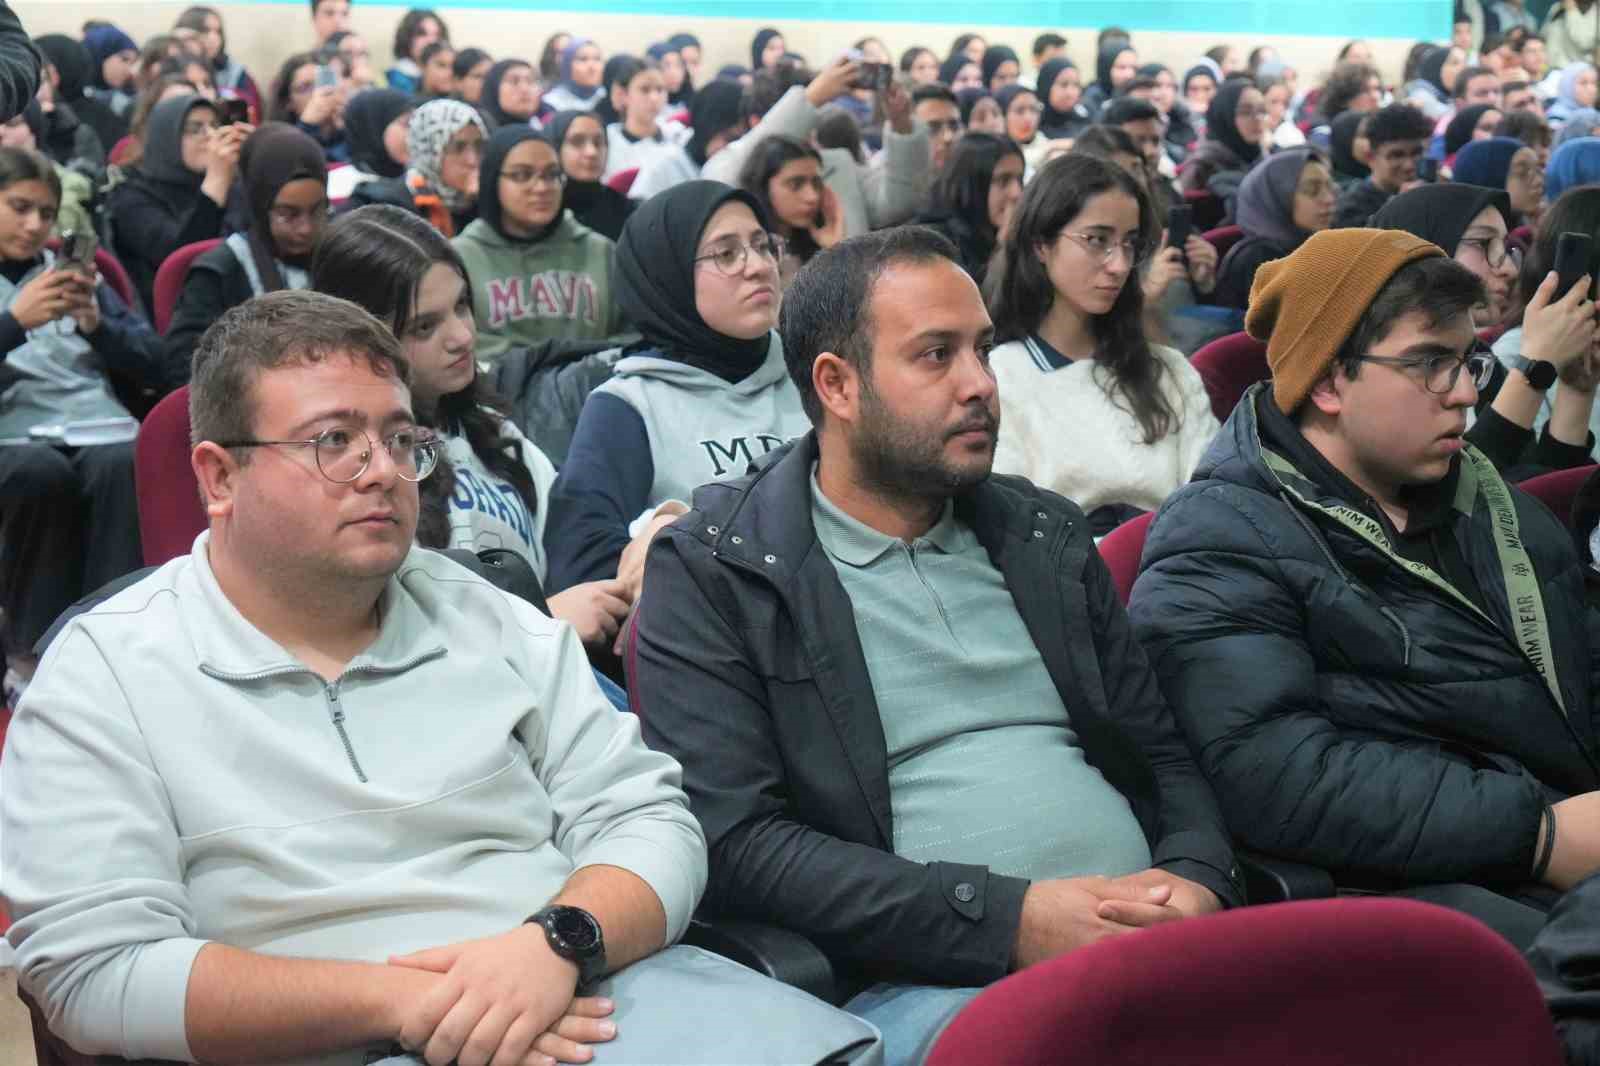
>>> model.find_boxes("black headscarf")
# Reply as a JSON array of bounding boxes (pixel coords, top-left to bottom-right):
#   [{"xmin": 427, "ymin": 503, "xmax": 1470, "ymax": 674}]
[
  {"xmin": 751, "ymin": 28, "xmax": 782, "ymax": 71},
  {"xmin": 478, "ymin": 124, "xmax": 562, "ymax": 242},
  {"xmin": 1330, "ymin": 110, "xmax": 1371, "ymax": 181},
  {"xmin": 140, "ymin": 95, "xmax": 217, "ymax": 187},
  {"xmin": 956, "ymin": 88, "xmax": 993, "ymax": 126},
  {"xmin": 1205, "ymin": 80, "xmax": 1263, "ymax": 167},
  {"xmin": 35, "ymin": 34, "xmax": 91, "ymax": 101},
  {"xmin": 1444, "ymin": 104, "xmax": 1497, "ymax": 158},
  {"xmin": 1037, "ymin": 58, "xmax": 1087, "ymax": 138},
  {"xmin": 19, "ymin": 98, "xmax": 46, "ymax": 147},
  {"xmin": 981, "ymin": 45, "xmax": 1020, "ymax": 91},
  {"xmin": 686, "ymin": 80, "xmax": 742, "ymax": 166},
  {"xmin": 543, "ymin": 109, "xmax": 634, "ymax": 241},
  {"xmin": 239, "ymin": 122, "xmax": 327, "ymax": 288},
  {"xmin": 1369, "ymin": 182, "xmax": 1510, "ymax": 257},
  {"xmin": 1419, "ymin": 46, "xmax": 1452, "ymax": 96},
  {"xmin": 615, "ymin": 179, "xmax": 773, "ymax": 382},
  {"xmin": 593, "ymin": 55, "xmax": 636, "ymax": 127},
  {"xmin": 938, "ymin": 53, "xmax": 976, "ymax": 87},
  {"xmin": 1096, "ymin": 43, "xmax": 1135, "ymax": 94},
  {"xmin": 648, "ymin": 41, "xmax": 694, "ymax": 107},
  {"xmin": 479, "ymin": 59, "xmax": 537, "ymax": 129},
  {"xmin": 343, "ymin": 88, "xmax": 411, "ymax": 178}
]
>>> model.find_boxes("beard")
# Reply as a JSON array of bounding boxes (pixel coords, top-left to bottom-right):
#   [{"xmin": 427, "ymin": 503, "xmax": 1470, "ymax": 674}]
[{"xmin": 850, "ymin": 377, "xmax": 999, "ymax": 503}]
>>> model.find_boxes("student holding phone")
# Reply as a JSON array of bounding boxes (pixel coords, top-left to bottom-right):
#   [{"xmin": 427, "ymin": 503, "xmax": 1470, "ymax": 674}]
[
  {"xmin": 0, "ymin": 146, "xmax": 166, "ymax": 706},
  {"xmin": 268, "ymin": 51, "xmax": 349, "ymax": 163}
]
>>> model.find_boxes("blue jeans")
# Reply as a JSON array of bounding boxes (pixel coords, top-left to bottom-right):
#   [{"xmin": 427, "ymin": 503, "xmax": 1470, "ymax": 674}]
[
  {"xmin": 844, "ymin": 983, "xmax": 982, "ymax": 1066},
  {"xmin": 593, "ymin": 668, "xmax": 628, "ymax": 712}
]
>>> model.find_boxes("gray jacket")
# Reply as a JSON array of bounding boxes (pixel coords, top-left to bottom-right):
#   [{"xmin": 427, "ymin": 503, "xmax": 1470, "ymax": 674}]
[{"xmin": 4, "ymin": 536, "xmax": 707, "ymax": 1063}]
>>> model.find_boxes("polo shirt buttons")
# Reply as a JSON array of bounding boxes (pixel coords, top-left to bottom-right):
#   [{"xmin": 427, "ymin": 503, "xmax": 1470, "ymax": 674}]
[{"xmin": 953, "ymin": 882, "xmax": 976, "ymax": 903}]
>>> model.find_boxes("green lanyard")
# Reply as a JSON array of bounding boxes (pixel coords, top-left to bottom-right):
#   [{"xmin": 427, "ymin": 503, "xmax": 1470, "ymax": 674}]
[{"xmin": 1260, "ymin": 444, "xmax": 1565, "ymax": 716}]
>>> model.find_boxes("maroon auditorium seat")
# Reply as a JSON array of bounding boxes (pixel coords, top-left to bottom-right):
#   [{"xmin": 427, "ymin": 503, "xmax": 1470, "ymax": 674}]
[
  {"xmin": 926, "ymin": 898, "xmax": 1564, "ymax": 1066},
  {"xmin": 1182, "ymin": 187, "xmax": 1226, "ymax": 231},
  {"xmin": 1097, "ymin": 511, "xmax": 1154, "ymax": 606},
  {"xmin": 1518, "ymin": 464, "xmax": 1599, "ymax": 526},
  {"xmin": 134, "ymin": 385, "xmax": 206, "ymax": 566},
  {"xmin": 152, "ymin": 238, "xmax": 222, "ymax": 334},
  {"xmin": 1190, "ymin": 330, "xmax": 1269, "ymax": 423},
  {"xmin": 606, "ymin": 167, "xmax": 640, "ymax": 195},
  {"xmin": 1202, "ymin": 224, "xmax": 1244, "ymax": 260}
]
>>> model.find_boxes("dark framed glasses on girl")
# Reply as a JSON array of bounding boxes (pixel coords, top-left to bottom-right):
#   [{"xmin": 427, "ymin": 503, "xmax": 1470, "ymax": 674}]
[{"xmin": 215, "ymin": 425, "xmax": 441, "ymax": 483}]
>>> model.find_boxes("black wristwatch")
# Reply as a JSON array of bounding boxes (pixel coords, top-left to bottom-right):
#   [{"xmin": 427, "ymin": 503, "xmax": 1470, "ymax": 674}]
[
  {"xmin": 1511, "ymin": 354, "xmax": 1558, "ymax": 390},
  {"xmin": 527, "ymin": 906, "xmax": 607, "ymax": 987}
]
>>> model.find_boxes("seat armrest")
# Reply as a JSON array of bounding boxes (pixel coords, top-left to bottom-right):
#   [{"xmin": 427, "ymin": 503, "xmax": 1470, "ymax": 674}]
[
  {"xmin": 1239, "ymin": 850, "xmax": 1336, "ymax": 903},
  {"xmin": 683, "ymin": 918, "xmax": 838, "ymax": 1005}
]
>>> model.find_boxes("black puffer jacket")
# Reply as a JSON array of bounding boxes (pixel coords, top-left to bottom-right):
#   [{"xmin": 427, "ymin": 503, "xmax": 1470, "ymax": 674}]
[
  {"xmin": 1528, "ymin": 871, "xmax": 1600, "ymax": 1064},
  {"xmin": 1129, "ymin": 384, "xmax": 1600, "ymax": 889}
]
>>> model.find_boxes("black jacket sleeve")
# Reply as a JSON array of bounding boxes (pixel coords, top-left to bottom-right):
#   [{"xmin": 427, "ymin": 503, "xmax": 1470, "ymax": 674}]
[
  {"xmin": 88, "ymin": 281, "xmax": 170, "ymax": 393},
  {"xmin": 108, "ymin": 180, "xmax": 226, "ymax": 307},
  {"xmin": 161, "ymin": 256, "xmax": 242, "ymax": 386},
  {"xmin": 0, "ymin": 3, "xmax": 40, "ymax": 124},
  {"xmin": 1129, "ymin": 486, "xmax": 1547, "ymax": 885},
  {"xmin": 633, "ymin": 527, "xmax": 1031, "ymax": 987},
  {"xmin": 543, "ymin": 392, "xmax": 652, "ymax": 592},
  {"xmin": 1080, "ymin": 530, "xmax": 1242, "ymax": 906}
]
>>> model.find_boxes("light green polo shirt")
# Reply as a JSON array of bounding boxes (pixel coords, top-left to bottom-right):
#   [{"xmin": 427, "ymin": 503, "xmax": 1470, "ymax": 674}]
[{"xmin": 809, "ymin": 468, "xmax": 1153, "ymax": 880}]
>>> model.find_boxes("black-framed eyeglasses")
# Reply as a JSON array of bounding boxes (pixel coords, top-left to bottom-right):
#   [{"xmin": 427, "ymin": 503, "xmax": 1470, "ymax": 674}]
[
  {"xmin": 1354, "ymin": 344, "xmax": 1497, "ymax": 395},
  {"xmin": 1458, "ymin": 236, "xmax": 1522, "ymax": 272},
  {"xmin": 693, "ymin": 232, "xmax": 787, "ymax": 276},
  {"xmin": 215, "ymin": 424, "xmax": 441, "ymax": 483}
]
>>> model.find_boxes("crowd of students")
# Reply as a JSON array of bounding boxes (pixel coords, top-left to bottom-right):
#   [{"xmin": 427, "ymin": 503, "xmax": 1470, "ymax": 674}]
[{"xmin": 17, "ymin": 1, "xmax": 1600, "ymax": 1063}]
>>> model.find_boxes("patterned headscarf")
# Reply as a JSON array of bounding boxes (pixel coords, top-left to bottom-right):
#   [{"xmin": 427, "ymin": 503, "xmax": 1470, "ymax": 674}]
[{"xmin": 406, "ymin": 98, "xmax": 487, "ymax": 212}]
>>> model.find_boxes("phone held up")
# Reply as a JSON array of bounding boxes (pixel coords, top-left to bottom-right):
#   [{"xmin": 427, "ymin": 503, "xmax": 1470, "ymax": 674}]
[
  {"xmin": 1166, "ymin": 204, "xmax": 1193, "ymax": 260},
  {"xmin": 1554, "ymin": 231, "xmax": 1594, "ymax": 302},
  {"xmin": 220, "ymin": 95, "xmax": 251, "ymax": 126},
  {"xmin": 56, "ymin": 229, "xmax": 95, "ymax": 277}
]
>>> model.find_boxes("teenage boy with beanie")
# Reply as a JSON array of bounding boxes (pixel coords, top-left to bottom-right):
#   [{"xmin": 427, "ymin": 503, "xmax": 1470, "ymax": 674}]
[
  {"xmin": 1128, "ymin": 228, "xmax": 1600, "ymax": 951},
  {"xmin": 634, "ymin": 226, "xmax": 1240, "ymax": 1066},
  {"xmin": 1333, "ymin": 103, "xmax": 1434, "ymax": 227}
]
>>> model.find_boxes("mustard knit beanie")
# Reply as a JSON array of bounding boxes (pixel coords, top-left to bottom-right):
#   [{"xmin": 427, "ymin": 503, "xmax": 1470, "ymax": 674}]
[{"xmin": 1246, "ymin": 228, "xmax": 1444, "ymax": 414}]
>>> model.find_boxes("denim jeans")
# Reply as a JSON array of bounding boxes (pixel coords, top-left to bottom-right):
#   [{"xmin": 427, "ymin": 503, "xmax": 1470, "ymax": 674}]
[{"xmin": 843, "ymin": 982, "xmax": 982, "ymax": 1066}]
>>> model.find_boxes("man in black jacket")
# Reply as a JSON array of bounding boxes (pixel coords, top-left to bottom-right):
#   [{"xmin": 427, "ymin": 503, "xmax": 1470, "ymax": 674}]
[
  {"xmin": 634, "ymin": 226, "xmax": 1241, "ymax": 1066},
  {"xmin": 1130, "ymin": 228, "xmax": 1600, "ymax": 951}
]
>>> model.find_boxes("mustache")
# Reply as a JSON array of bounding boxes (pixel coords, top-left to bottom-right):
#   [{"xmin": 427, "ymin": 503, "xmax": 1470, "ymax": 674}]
[{"xmin": 946, "ymin": 410, "xmax": 999, "ymax": 438}]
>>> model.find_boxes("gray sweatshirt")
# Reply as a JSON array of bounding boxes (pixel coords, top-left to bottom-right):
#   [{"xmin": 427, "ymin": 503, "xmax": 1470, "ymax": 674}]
[{"xmin": 4, "ymin": 535, "xmax": 707, "ymax": 1064}]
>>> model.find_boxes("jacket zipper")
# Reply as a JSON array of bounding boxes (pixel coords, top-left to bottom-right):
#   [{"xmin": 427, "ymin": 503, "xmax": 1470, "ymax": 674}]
[
  {"xmin": 1278, "ymin": 491, "xmax": 1600, "ymax": 781},
  {"xmin": 324, "ymin": 681, "xmax": 368, "ymax": 783}
]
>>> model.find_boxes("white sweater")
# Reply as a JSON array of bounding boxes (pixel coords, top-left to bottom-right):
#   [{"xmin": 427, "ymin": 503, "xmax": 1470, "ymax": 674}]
[{"xmin": 990, "ymin": 337, "xmax": 1220, "ymax": 516}]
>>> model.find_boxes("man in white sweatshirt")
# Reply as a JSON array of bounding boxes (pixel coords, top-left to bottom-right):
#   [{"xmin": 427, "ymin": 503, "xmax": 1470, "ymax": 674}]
[{"xmin": 2, "ymin": 290, "xmax": 878, "ymax": 1066}]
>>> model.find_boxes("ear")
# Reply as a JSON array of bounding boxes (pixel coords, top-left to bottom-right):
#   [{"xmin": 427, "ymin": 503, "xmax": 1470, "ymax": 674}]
[
  {"xmin": 1306, "ymin": 367, "xmax": 1347, "ymax": 418},
  {"xmin": 812, "ymin": 351, "xmax": 861, "ymax": 425},
  {"xmin": 192, "ymin": 441, "xmax": 242, "ymax": 521}
]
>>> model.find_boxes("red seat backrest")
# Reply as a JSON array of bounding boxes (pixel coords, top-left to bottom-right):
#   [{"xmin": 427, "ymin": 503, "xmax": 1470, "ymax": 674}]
[
  {"xmin": 1183, "ymin": 188, "xmax": 1227, "ymax": 231},
  {"xmin": 1190, "ymin": 331, "xmax": 1270, "ymax": 423},
  {"xmin": 1203, "ymin": 224, "xmax": 1244, "ymax": 260},
  {"xmin": 153, "ymin": 238, "xmax": 222, "ymax": 334},
  {"xmin": 927, "ymin": 898, "xmax": 1564, "ymax": 1066},
  {"xmin": 135, "ymin": 385, "xmax": 206, "ymax": 566},
  {"xmin": 1097, "ymin": 511, "xmax": 1155, "ymax": 607},
  {"xmin": 1517, "ymin": 464, "xmax": 1599, "ymax": 526},
  {"xmin": 606, "ymin": 167, "xmax": 640, "ymax": 195}
]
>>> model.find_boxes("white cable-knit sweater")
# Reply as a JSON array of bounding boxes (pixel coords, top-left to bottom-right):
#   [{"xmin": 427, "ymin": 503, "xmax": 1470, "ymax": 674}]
[{"xmin": 990, "ymin": 337, "xmax": 1221, "ymax": 516}]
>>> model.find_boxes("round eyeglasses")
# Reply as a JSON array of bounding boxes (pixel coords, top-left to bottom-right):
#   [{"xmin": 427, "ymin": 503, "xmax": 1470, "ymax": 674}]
[
  {"xmin": 1354, "ymin": 346, "xmax": 1497, "ymax": 395},
  {"xmin": 693, "ymin": 233, "xmax": 787, "ymax": 276},
  {"xmin": 216, "ymin": 425, "xmax": 441, "ymax": 483}
]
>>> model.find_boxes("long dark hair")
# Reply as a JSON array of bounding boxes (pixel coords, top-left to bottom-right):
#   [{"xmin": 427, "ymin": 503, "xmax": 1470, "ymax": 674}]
[
  {"xmin": 392, "ymin": 8, "xmax": 448, "ymax": 63},
  {"xmin": 929, "ymin": 131, "xmax": 1022, "ymax": 258},
  {"xmin": 1518, "ymin": 186, "xmax": 1600, "ymax": 313},
  {"xmin": 269, "ymin": 52, "xmax": 318, "ymax": 123},
  {"xmin": 985, "ymin": 153, "xmax": 1177, "ymax": 444},
  {"xmin": 738, "ymin": 134, "xmax": 823, "ymax": 262},
  {"xmin": 311, "ymin": 204, "xmax": 536, "ymax": 549}
]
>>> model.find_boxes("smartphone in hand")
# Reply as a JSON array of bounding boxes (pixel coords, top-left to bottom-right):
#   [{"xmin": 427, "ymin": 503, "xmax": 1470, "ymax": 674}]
[{"xmin": 1554, "ymin": 231, "xmax": 1593, "ymax": 301}]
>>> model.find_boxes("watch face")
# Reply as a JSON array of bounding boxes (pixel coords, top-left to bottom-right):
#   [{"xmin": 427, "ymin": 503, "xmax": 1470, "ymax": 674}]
[{"xmin": 551, "ymin": 907, "xmax": 601, "ymax": 952}]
